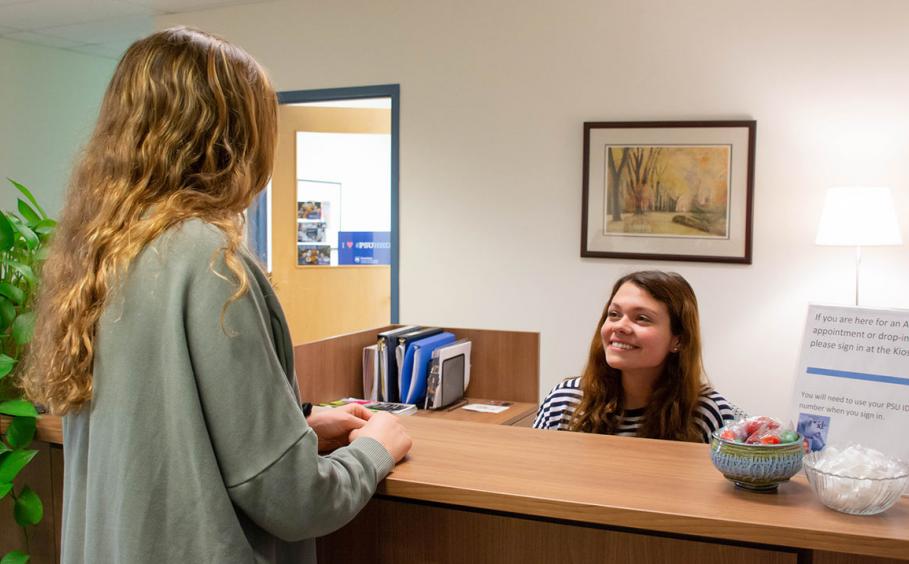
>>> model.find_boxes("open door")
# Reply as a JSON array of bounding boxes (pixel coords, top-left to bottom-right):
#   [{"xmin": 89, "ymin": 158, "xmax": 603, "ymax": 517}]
[{"xmin": 259, "ymin": 86, "xmax": 399, "ymax": 344}]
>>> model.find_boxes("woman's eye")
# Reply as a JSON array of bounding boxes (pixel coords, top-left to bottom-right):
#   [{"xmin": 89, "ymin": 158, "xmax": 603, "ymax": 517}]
[
  {"xmin": 607, "ymin": 311, "xmax": 620, "ymax": 319},
  {"xmin": 637, "ymin": 316, "xmax": 651, "ymax": 323}
]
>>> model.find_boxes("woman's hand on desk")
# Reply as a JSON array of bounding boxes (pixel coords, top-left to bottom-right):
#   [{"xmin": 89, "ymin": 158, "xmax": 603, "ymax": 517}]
[
  {"xmin": 307, "ymin": 403, "xmax": 373, "ymax": 453},
  {"xmin": 349, "ymin": 412, "xmax": 413, "ymax": 463}
]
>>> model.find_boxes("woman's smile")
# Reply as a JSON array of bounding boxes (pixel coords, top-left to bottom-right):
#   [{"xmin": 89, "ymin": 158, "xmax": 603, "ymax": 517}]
[{"xmin": 600, "ymin": 282, "xmax": 677, "ymax": 373}]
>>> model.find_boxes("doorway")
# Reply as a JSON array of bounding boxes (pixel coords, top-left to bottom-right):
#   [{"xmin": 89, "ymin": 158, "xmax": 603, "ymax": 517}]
[{"xmin": 251, "ymin": 85, "xmax": 399, "ymax": 343}]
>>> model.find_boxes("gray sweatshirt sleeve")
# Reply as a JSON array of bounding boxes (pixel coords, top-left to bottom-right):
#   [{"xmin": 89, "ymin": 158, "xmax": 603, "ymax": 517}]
[{"xmin": 177, "ymin": 224, "xmax": 394, "ymax": 541}]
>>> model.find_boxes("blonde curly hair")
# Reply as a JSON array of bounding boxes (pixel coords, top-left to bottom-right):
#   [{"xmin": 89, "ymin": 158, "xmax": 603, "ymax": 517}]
[{"xmin": 21, "ymin": 27, "xmax": 277, "ymax": 414}]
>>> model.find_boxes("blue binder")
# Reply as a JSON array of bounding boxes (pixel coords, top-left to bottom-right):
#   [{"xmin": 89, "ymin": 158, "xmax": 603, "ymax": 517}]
[{"xmin": 400, "ymin": 332, "xmax": 456, "ymax": 404}]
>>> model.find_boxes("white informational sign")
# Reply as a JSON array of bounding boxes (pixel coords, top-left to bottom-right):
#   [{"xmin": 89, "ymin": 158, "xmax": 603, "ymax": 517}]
[{"xmin": 792, "ymin": 304, "xmax": 909, "ymax": 461}]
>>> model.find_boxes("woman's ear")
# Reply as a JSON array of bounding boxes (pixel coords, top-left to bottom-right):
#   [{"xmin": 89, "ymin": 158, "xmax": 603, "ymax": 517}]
[{"xmin": 671, "ymin": 337, "xmax": 681, "ymax": 352}]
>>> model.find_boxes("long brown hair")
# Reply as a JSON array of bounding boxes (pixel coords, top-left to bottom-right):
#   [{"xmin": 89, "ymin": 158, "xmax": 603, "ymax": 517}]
[
  {"xmin": 568, "ymin": 271, "xmax": 706, "ymax": 441},
  {"xmin": 21, "ymin": 27, "xmax": 277, "ymax": 414}
]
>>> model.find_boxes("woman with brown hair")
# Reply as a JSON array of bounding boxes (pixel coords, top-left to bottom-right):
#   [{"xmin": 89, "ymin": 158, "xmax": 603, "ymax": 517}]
[
  {"xmin": 21, "ymin": 27, "xmax": 410, "ymax": 563},
  {"xmin": 533, "ymin": 270, "xmax": 739, "ymax": 442}
]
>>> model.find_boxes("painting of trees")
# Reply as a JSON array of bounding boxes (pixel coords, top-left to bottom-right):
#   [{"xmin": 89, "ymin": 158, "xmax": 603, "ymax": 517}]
[{"xmin": 605, "ymin": 145, "xmax": 730, "ymax": 237}]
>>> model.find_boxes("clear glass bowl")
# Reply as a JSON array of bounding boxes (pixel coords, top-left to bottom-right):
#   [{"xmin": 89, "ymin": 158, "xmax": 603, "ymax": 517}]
[{"xmin": 802, "ymin": 451, "xmax": 909, "ymax": 515}]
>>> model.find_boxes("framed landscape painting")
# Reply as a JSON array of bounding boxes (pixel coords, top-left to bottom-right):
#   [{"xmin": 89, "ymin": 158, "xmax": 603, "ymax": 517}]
[{"xmin": 581, "ymin": 120, "xmax": 755, "ymax": 264}]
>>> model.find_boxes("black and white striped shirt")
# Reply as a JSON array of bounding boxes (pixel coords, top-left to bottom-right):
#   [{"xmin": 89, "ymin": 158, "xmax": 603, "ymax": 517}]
[{"xmin": 532, "ymin": 377, "xmax": 741, "ymax": 443}]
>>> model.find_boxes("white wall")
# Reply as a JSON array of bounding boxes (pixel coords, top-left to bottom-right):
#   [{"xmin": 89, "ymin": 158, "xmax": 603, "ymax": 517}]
[
  {"xmin": 297, "ymin": 132, "xmax": 392, "ymax": 232},
  {"xmin": 159, "ymin": 0, "xmax": 909, "ymax": 419},
  {"xmin": 0, "ymin": 38, "xmax": 116, "ymax": 217}
]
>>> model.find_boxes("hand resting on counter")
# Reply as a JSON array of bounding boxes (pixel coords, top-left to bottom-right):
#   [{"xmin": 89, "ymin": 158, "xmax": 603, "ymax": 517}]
[
  {"xmin": 350, "ymin": 411, "xmax": 413, "ymax": 463},
  {"xmin": 308, "ymin": 403, "xmax": 413, "ymax": 461}
]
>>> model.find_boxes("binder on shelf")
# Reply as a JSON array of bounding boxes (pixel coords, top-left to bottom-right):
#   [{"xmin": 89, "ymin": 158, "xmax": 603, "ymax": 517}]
[
  {"xmin": 425, "ymin": 339, "xmax": 471, "ymax": 410},
  {"xmin": 376, "ymin": 325, "xmax": 420, "ymax": 402},
  {"xmin": 401, "ymin": 332, "xmax": 456, "ymax": 405},
  {"xmin": 394, "ymin": 327, "xmax": 443, "ymax": 397},
  {"xmin": 362, "ymin": 344, "xmax": 379, "ymax": 401}
]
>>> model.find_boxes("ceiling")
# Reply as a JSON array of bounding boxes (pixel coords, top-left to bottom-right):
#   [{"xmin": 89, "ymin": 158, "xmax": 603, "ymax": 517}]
[{"xmin": 0, "ymin": 0, "xmax": 277, "ymax": 59}]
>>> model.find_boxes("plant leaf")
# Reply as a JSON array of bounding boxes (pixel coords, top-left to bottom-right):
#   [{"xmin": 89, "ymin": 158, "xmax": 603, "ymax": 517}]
[
  {"xmin": 14, "ymin": 486, "xmax": 42, "ymax": 527},
  {"xmin": 8, "ymin": 178, "xmax": 46, "ymax": 219},
  {"xmin": 16, "ymin": 200, "xmax": 40, "ymax": 227},
  {"xmin": 0, "ymin": 214, "xmax": 14, "ymax": 252},
  {"xmin": 0, "ymin": 400, "xmax": 38, "ymax": 418},
  {"xmin": 0, "ymin": 298, "xmax": 14, "ymax": 331},
  {"xmin": 12, "ymin": 312, "xmax": 35, "ymax": 345},
  {"xmin": 0, "ymin": 449, "xmax": 38, "ymax": 483},
  {"xmin": 0, "ymin": 482, "xmax": 12, "ymax": 500},
  {"xmin": 6, "ymin": 417, "xmax": 35, "ymax": 449},
  {"xmin": 0, "ymin": 283, "xmax": 24, "ymax": 306},
  {"xmin": 0, "ymin": 549, "xmax": 30, "ymax": 564},
  {"xmin": 0, "ymin": 354, "xmax": 15, "ymax": 380},
  {"xmin": 11, "ymin": 222, "xmax": 38, "ymax": 251},
  {"xmin": 6, "ymin": 262, "xmax": 35, "ymax": 286},
  {"xmin": 33, "ymin": 218, "xmax": 56, "ymax": 236}
]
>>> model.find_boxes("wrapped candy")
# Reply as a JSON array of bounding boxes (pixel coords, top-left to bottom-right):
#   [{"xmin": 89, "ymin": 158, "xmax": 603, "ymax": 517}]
[{"xmin": 718, "ymin": 416, "xmax": 800, "ymax": 445}]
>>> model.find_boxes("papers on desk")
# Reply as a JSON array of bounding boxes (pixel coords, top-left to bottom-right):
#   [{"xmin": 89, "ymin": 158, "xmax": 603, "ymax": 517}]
[
  {"xmin": 320, "ymin": 398, "xmax": 417, "ymax": 416},
  {"xmin": 462, "ymin": 403, "xmax": 511, "ymax": 414}
]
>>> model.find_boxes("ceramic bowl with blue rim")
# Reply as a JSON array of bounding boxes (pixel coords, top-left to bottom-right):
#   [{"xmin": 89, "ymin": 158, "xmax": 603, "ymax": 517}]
[{"xmin": 710, "ymin": 431, "xmax": 806, "ymax": 491}]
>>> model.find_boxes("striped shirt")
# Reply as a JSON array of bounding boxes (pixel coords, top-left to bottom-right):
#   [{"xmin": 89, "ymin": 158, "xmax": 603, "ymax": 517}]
[{"xmin": 532, "ymin": 377, "xmax": 741, "ymax": 443}]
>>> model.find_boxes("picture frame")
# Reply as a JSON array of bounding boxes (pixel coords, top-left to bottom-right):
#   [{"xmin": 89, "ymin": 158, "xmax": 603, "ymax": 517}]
[{"xmin": 581, "ymin": 120, "xmax": 756, "ymax": 264}]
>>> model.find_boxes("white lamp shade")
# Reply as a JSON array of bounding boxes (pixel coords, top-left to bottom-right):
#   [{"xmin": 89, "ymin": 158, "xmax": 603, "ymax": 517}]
[{"xmin": 815, "ymin": 187, "xmax": 903, "ymax": 246}]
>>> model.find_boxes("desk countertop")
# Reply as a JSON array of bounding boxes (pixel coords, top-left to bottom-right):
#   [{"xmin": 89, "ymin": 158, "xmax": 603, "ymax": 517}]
[
  {"xmin": 413, "ymin": 398, "xmax": 536, "ymax": 425},
  {"xmin": 380, "ymin": 417, "xmax": 909, "ymax": 561},
  {"xmin": 0, "ymin": 398, "xmax": 536, "ymax": 447},
  {"xmin": 14, "ymin": 409, "xmax": 908, "ymax": 560}
]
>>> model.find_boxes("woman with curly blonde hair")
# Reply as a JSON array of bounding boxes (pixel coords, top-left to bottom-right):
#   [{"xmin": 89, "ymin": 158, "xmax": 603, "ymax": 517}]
[
  {"xmin": 22, "ymin": 27, "xmax": 410, "ymax": 564},
  {"xmin": 533, "ymin": 271, "xmax": 739, "ymax": 442}
]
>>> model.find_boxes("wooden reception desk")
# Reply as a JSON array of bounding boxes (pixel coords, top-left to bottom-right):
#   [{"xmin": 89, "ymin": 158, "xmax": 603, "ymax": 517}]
[
  {"xmin": 0, "ymin": 324, "xmax": 540, "ymax": 563},
  {"xmin": 9, "ymin": 325, "xmax": 908, "ymax": 564},
  {"xmin": 317, "ymin": 416, "xmax": 909, "ymax": 564}
]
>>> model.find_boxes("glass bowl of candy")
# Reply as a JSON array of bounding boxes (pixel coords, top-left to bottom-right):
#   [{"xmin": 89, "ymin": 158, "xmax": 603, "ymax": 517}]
[
  {"xmin": 802, "ymin": 445, "xmax": 909, "ymax": 515},
  {"xmin": 710, "ymin": 416, "xmax": 806, "ymax": 491}
]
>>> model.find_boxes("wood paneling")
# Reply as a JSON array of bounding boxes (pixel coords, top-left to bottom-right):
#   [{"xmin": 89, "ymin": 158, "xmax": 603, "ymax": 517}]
[
  {"xmin": 294, "ymin": 325, "xmax": 395, "ymax": 403},
  {"xmin": 814, "ymin": 552, "xmax": 909, "ymax": 564},
  {"xmin": 510, "ymin": 412, "xmax": 537, "ymax": 427},
  {"xmin": 318, "ymin": 498, "xmax": 799, "ymax": 564},
  {"xmin": 50, "ymin": 446, "xmax": 63, "ymax": 564},
  {"xmin": 413, "ymin": 399, "xmax": 537, "ymax": 425},
  {"xmin": 293, "ymin": 326, "xmax": 539, "ymax": 404},
  {"xmin": 272, "ymin": 105, "xmax": 392, "ymax": 345},
  {"xmin": 454, "ymin": 328, "xmax": 539, "ymax": 402},
  {"xmin": 0, "ymin": 442, "xmax": 58, "ymax": 564}
]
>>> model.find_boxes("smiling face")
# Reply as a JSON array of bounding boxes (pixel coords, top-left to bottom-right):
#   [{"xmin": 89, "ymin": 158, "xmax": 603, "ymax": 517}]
[{"xmin": 600, "ymin": 282, "xmax": 679, "ymax": 379}]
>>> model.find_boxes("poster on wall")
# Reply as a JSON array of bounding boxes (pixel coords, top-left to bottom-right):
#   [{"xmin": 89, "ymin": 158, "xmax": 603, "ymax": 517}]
[
  {"xmin": 297, "ymin": 200, "xmax": 325, "ymax": 220},
  {"xmin": 338, "ymin": 231, "xmax": 391, "ymax": 265},
  {"xmin": 792, "ymin": 304, "xmax": 909, "ymax": 461},
  {"xmin": 297, "ymin": 180, "xmax": 341, "ymax": 266},
  {"xmin": 297, "ymin": 244, "xmax": 331, "ymax": 266},
  {"xmin": 297, "ymin": 221, "xmax": 326, "ymax": 244}
]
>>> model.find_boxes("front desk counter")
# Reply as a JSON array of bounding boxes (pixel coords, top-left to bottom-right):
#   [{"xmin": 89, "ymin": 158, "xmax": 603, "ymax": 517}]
[
  {"xmin": 318, "ymin": 416, "xmax": 909, "ymax": 564},
  {"xmin": 0, "ymin": 403, "xmax": 538, "ymax": 564}
]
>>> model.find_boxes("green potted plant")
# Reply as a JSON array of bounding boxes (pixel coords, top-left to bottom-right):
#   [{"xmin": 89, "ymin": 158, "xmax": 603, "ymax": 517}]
[{"xmin": 0, "ymin": 179, "xmax": 56, "ymax": 564}]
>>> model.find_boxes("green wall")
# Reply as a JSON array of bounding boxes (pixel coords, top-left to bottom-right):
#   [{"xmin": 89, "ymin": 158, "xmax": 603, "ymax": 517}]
[{"xmin": 0, "ymin": 39, "xmax": 116, "ymax": 218}]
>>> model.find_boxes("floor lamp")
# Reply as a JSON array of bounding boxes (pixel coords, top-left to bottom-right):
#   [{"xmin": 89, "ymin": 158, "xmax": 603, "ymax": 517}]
[{"xmin": 815, "ymin": 187, "xmax": 902, "ymax": 306}]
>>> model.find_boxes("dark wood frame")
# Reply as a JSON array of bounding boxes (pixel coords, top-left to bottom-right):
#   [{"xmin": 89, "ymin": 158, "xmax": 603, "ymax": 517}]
[{"xmin": 581, "ymin": 120, "xmax": 756, "ymax": 264}]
